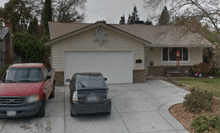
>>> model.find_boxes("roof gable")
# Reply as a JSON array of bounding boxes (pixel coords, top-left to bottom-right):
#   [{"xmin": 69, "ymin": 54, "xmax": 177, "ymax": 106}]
[
  {"xmin": 46, "ymin": 22, "xmax": 213, "ymax": 47},
  {"xmin": 46, "ymin": 22, "xmax": 151, "ymax": 46}
]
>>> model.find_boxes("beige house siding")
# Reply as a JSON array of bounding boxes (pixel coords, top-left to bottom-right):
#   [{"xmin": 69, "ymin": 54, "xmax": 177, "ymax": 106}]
[
  {"xmin": 148, "ymin": 47, "xmax": 203, "ymax": 66},
  {"xmin": 51, "ymin": 27, "xmax": 148, "ymax": 71}
]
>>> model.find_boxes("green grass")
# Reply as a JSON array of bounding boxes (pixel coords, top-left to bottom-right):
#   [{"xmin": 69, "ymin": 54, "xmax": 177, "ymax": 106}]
[{"xmin": 175, "ymin": 78, "xmax": 220, "ymax": 98}]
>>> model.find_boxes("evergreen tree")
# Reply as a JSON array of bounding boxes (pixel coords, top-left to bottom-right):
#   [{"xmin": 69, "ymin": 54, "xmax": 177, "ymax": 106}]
[
  {"xmin": 158, "ymin": 6, "xmax": 170, "ymax": 25},
  {"xmin": 127, "ymin": 14, "xmax": 131, "ymax": 24},
  {"xmin": 145, "ymin": 19, "xmax": 152, "ymax": 25},
  {"xmin": 13, "ymin": 32, "xmax": 47, "ymax": 61},
  {"xmin": 119, "ymin": 15, "xmax": 125, "ymax": 24},
  {"xmin": 43, "ymin": 0, "xmax": 52, "ymax": 37},
  {"xmin": 28, "ymin": 17, "xmax": 40, "ymax": 38},
  {"xmin": 127, "ymin": 6, "xmax": 140, "ymax": 24}
]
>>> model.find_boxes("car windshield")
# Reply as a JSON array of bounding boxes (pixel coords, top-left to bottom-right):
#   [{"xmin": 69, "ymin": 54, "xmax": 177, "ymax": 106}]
[
  {"xmin": 2, "ymin": 67, "xmax": 43, "ymax": 83},
  {"xmin": 76, "ymin": 75, "xmax": 107, "ymax": 89}
]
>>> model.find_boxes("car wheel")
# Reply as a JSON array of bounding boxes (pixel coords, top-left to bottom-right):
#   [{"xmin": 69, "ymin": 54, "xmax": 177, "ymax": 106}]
[
  {"xmin": 37, "ymin": 97, "xmax": 46, "ymax": 117},
  {"xmin": 70, "ymin": 107, "xmax": 76, "ymax": 117},
  {"xmin": 106, "ymin": 111, "xmax": 111, "ymax": 115},
  {"xmin": 49, "ymin": 85, "xmax": 55, "ymax": 99}
]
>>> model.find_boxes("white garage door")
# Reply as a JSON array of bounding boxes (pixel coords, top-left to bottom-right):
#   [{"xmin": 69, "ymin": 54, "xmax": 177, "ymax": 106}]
[{"xmin": 64, "ymin": 51, "xmax": 133, "ymax": 85}]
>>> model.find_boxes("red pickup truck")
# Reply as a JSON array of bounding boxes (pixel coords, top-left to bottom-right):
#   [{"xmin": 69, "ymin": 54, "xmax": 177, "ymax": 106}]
[{"xmin": 0, "ymin": 63, "xmax": 56, "ymax": 118}]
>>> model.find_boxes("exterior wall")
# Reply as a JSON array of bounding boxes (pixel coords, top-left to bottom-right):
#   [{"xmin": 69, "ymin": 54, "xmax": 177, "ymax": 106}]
[
  {"xmin": 5, "ymin": 34, "xmax": 14, "ymax": 64},
  {"xmin": 55, "ymin": 71, "xmax": 64, "ymax": 86},
  {"xmin": 133, "ymin": 70, "xmax": 146, "ymax": 83},
  {"xmin": 148, "ymin": 47, "xmax": 203, "ymax": 66},
  {"xmin": 5, "ymin": 21, "xmax": 14, "ymax": 65},
  {"xmin": 0, "ymin": 39, "xmax": 5, "ymax": 73},
  {"xmin": 51, "ymin": 27, "xmax": 149, "ymax": 85},
  {"xmin": 148, "ymin": 66, "xmax": 192, "ymax": 77},
  {"xmin": 147, "ymin": 47, "xmax": 203, "ymax": 77}
]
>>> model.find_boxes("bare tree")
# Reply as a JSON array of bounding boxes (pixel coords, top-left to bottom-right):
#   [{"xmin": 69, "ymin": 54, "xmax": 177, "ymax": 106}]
[
  {"xmin": 144, "ymin": 0, "xmax": 220, "ymax": 58},
  {"xmin": 144, "ymin": 0, "xmax": 220, "ymax": 34},
  {"xmin": 144, "ymin": 0, "xmax": 220, "ymax": 68},
  {"xmin": 53, "ymin": 0, "xmax": 86, "ymax": 22}
]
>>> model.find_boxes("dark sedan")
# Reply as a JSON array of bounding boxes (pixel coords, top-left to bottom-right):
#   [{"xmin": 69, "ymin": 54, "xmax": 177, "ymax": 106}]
[{"xmin": 66, "ymin": 73, "xmax": 111, "ymax": 116}]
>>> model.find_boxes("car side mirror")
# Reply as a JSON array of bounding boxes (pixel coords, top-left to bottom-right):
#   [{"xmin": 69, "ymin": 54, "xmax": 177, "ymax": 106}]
[
  {"xmin": 46, "ymin": 75, "xmax": 51, "ymax": 80},
  {"xmin": 104, "ymin": 78, "xmax": 107, "ymax": 81},
  {"xmin": 66, "ymin": 79, "xmax": 71, "ymax": 82}
]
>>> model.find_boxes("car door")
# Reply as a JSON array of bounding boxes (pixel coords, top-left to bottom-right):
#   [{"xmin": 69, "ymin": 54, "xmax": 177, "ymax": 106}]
[{"xmin": 42, "ymin": 66, "xmax": 51, "ymax": 100}]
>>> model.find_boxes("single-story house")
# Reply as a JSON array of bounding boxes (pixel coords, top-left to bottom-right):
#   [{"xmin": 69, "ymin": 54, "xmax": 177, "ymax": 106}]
[
  {"xmin": 0, "ymin": 20, "xmax": 14, "ymax": 73},
  {"xmin": 45, "ymin": 21, "xmax": 213, "ymax": 86}
]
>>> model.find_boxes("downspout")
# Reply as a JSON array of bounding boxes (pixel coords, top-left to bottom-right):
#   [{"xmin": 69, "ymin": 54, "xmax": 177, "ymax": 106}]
[{"xmin": 146, "ymin": 47, "xmax": 149, "ymax": 75}]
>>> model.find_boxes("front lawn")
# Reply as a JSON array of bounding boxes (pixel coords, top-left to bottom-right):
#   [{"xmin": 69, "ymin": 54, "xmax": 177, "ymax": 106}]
[{"xmin": 175, "ymin": 77, "xmax": 220, "ymax": 98}]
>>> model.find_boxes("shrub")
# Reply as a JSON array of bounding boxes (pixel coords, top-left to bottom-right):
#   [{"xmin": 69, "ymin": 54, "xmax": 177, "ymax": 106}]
[
  {"xmin": 192, "ymin": 62, "xmax": 211, "ymax": 77},
  {"xmin": 191, "ymin": 114, "xmax": 220, "ymax": 132},
  {"xmin": 189, "ymin": 85, "xmax": 197, "ymax": 92},
  {"xmin": 208, "ymin": 60, "xmax": 220, "ymax": 76},
  {"xmin": 208, "ymin": 67, "xmax": 220, "ymax": 76},
  {"xmin": 13, "ymin": 32, "xmax": 47, "ymax": 61},
  {"xmin": 183, "ymin": 90, "xmax": 213, "ymax": 112},
  {"xmin": 193, "ymin": 61, "xmax": 220, "ymax": 77},
  {"xmin": 178, "ymin": 81, "xmax": 183, "ymax": 86}
]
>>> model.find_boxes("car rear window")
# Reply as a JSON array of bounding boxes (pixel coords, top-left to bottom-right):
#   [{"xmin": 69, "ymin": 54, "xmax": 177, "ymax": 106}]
[{"xmin": 76, "ymin": 75, "xmax": 107, "ymax": 89}]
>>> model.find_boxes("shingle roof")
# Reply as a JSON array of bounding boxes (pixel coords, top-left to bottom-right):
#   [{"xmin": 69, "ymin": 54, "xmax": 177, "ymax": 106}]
[
  {"xmin": 48, "ymin": 22, "xmax": 213, "ymax": 47},
  {"xmin": 0, "ymin": 27, "xmax": 9, "ymax": 40}
]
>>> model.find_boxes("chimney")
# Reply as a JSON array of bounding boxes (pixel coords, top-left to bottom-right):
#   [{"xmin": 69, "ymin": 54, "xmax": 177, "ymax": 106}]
[
  {"xmin": 5, "ymin": 20, "xmax": 12, "ymax": 34},
  {"xmin": 4, "ymin": 20, "xmax": 14, "ymax": 64}
]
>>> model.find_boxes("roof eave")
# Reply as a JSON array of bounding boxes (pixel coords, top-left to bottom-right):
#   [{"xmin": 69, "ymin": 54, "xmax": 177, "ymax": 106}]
[{"xmin": 148, "ymin": 44, "xmax": 213, "ymax": 47}]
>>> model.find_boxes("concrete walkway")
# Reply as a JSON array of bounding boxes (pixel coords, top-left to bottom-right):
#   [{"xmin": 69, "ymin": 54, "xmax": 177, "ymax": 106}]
[
  {"xmin": 0, "ymin": 80, "xmax": 190, "ymax": 133},
  {"xmin": 108, "ymin": 80, "xmax": 190, "ymax": 133}
]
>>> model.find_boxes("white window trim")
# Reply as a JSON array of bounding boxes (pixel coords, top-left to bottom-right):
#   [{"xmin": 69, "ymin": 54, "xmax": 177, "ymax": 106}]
[{"xmin": 161, "ymin": 47, "xmax": 190, "ymax": 62}]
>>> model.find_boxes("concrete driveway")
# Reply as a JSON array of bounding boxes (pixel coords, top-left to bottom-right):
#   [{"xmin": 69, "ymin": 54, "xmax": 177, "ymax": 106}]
[{"xmin": 0, "ymin": 80, "xmax": 190, "ymax": 133}]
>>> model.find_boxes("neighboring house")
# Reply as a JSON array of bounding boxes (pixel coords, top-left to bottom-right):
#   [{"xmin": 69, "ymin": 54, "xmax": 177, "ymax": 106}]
[
  {"xmin": 45, "ymin": 21, "xmax": 213, "ymax": 86},
  {"xmin": 0, "ymin": 20, "xmax": 14, "ymax": 73}
]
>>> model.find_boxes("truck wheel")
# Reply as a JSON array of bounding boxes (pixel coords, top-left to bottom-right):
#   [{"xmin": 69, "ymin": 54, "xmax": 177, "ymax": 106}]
[
  {"xmin": 49, "ymin": 85, "xmax": 55, "ymax": 99},
  {"xmin": 37, "ymin": 97, "xmax": 46, "ymax": 117}
]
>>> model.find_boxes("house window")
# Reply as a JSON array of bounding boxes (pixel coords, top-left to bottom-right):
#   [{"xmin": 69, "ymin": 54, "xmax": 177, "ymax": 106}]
[{"xmin": 162, "ymin": 47, "xmax": 189, "ymax": 61}]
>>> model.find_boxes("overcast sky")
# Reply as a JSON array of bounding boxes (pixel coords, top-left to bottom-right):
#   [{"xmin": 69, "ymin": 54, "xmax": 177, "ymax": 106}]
[{"xmin": 0, "ymin": 0, "xmax": 165, "ymax": 24}]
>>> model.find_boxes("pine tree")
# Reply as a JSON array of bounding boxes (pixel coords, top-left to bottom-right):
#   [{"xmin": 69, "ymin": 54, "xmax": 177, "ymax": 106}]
[
  {"xmin": 158, "ymin": 6, "xmax": 170, "ymax": 25},
  {"xmin": 145, "ymin": 19, "xmax": 152, "ymax": 25},
  {"xmin": 28, "ymin": 17, "xmax": 40, "ymax": 38},
  {"xmin": 119, "ymin": 15, "xmax": 125, "ymax": 24},
  {"xmin": 43, "ymin": 0, "xmax": 52, "ymax": 37},
  {"xmin": 127, "ymin": 14, "xmax": 131, "ymax": 24},
  {"xmin": 127, "ymin": 6, "xmax": 140, "ymax": 24}
]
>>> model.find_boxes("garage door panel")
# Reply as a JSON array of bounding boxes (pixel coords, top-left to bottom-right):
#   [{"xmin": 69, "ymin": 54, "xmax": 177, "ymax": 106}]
[{"xmin": 64, "ymin": 52, "xmax": 133, "ymax": 85}]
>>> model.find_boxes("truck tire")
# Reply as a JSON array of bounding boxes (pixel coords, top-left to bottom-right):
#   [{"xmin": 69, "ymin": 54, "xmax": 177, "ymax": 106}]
[
  {"xmin": 37, "ymin": 97, "xmax": 46, "ymax": 117},
  {"xmin": 49, "ymin": 84, "xmax": 55, "ymax": 99}
]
